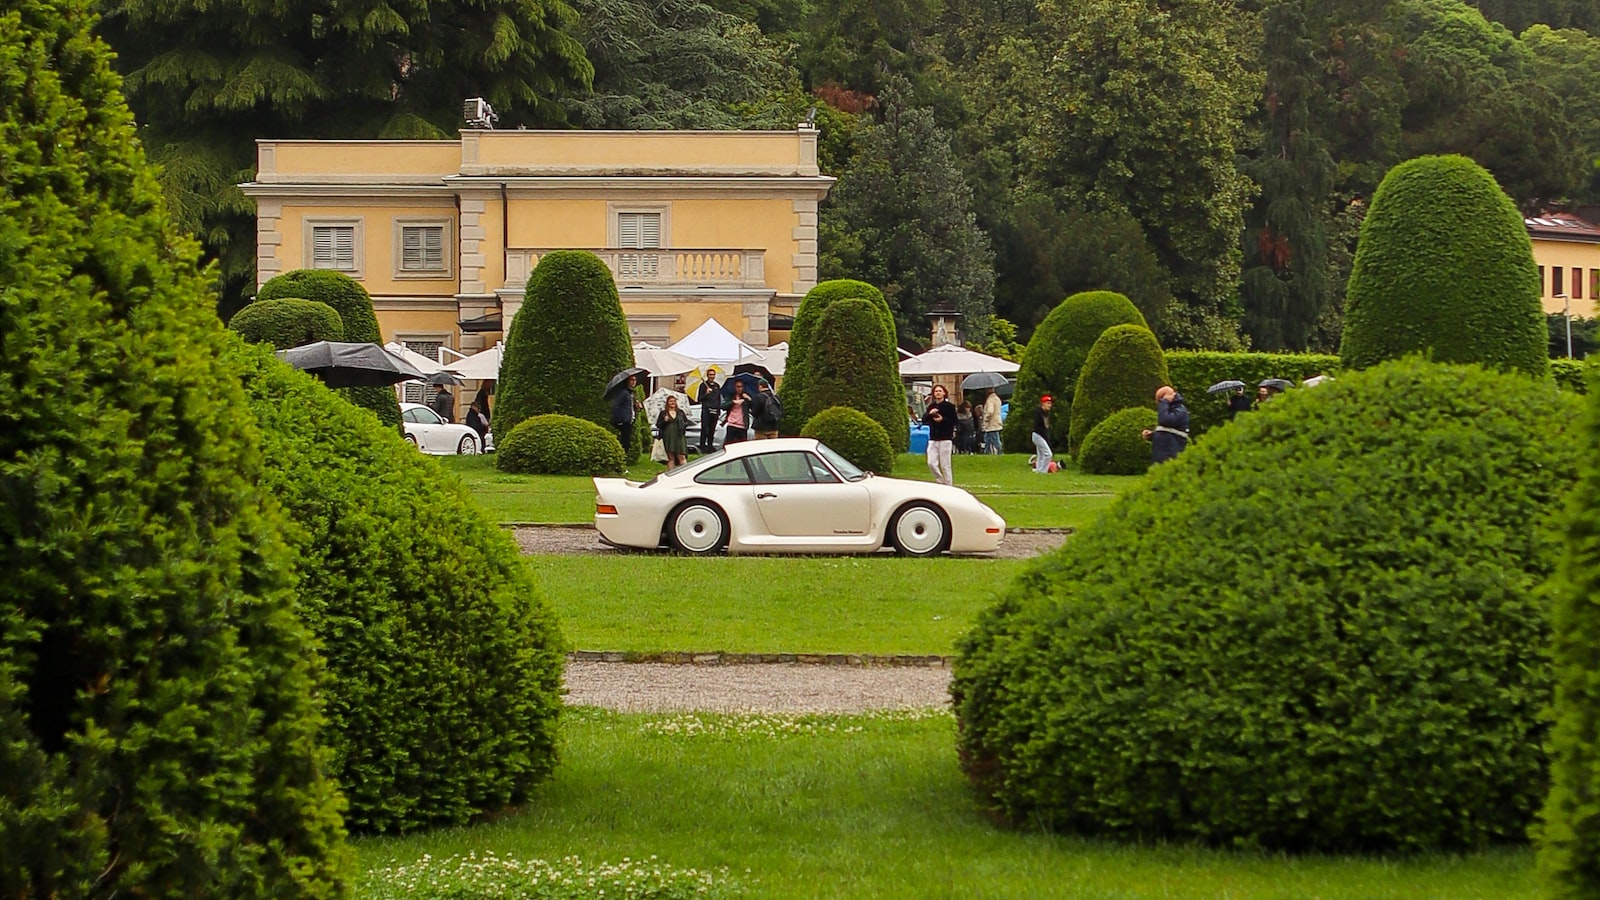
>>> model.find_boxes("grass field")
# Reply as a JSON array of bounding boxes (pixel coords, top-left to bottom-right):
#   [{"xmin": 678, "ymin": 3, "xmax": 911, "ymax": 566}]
[{"xmin": 354, "ymin": 709, "xmax": 1537, "ymax": 900}]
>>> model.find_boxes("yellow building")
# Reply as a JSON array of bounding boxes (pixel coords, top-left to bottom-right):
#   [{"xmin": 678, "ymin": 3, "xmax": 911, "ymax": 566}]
[
  {"xmin": 242, "ymin": 128, "xmax": 833, "ymax": 369},
  {"xmin": 1527, "ymin": 213, "xmax": 1600, "ymax": 318}
]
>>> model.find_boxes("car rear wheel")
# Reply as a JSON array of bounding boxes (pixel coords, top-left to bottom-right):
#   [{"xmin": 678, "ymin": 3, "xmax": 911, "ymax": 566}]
[
  {"xmin": 457, "ymin": 434, "xmax": 479, "ymax": 455},
  {"xmin": 405, "ymin": 433, "xmax": 418, "ymax": 448},
  {"xmin": 890, "ymin": 503, "xmax": 948, "ymax": 557},
  {"xmin": 669, "ymin": 502, "xmax": 727, "ymax": 555}
]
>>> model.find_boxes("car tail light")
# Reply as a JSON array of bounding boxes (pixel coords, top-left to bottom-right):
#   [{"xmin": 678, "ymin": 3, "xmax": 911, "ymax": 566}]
[
  {"xmin": 985, "ymin": 527, "xmax": 1002, "ymax": 534},
  {"xmin": 596, "ymin": 503, "xmax": 618, "ymax": 516}
]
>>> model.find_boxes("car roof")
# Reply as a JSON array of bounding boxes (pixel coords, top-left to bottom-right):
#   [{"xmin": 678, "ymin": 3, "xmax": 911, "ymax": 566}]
[
  {"xmin": 716, "ymin": 437, "xmax": 822, "ymax": 457},
  {"xmin": 399, "ymin": 402, "xmax": 426, "ymax": 411}
]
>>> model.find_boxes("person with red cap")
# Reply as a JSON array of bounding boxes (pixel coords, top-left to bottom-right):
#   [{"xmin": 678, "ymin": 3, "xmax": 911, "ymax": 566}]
[{"xmin": 1031, "ymin": 394, "xmax": 1054, "ymax": 473}]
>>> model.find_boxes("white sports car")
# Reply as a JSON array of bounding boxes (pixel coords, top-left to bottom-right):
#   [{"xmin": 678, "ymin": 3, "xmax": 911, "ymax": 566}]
[
  {"xmin": 400, "ymin": 402, "xmax": 483, "ymax": 455},
  {"xmin": 594, "ymin": 438, "xmax": 1006, "ymax": 556}
]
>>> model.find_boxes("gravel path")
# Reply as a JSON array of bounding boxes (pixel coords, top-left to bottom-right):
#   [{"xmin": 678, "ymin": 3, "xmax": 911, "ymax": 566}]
[
  {"xmin": 512, "ymin": 525, "xmax": 1066, "ymax": 559},
  {"xmin": 564, "ymin": 660, "xmax": 951, "ymax": 713}
]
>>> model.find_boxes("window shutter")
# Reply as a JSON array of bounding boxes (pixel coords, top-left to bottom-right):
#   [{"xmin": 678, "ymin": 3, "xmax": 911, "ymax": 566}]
[
  {"xmin": 639, "ymin": 213, "xmax": 660, "ymax": 248},
  {"xmin": 313, "ymin": 226, "xmax": 356, "ymax": 270},
  {"xmin": 618, "ymin": 214, "xmax": 639, "ymax": 249},
  {"xmin": 616, "ymin": 213, "xmax": 661, "ymax": 249}
]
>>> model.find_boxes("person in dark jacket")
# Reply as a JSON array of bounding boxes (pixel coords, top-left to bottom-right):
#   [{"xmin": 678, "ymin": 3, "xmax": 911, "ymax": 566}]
[
  {"xmin": 955, "ymin": 401, "xmax": 978, "ymax": 454},
  {"xmin": 1227, "ymin": 386, "xmax": 1253, "ymax": 420},
  {"xmin": 696, "ymin": 368, "xmax": 722, "ymax": 452},
  {"xmin": 1141, "ymin": 385, "xmax": 1190, "ymax": 463},
  {"xmin": 610, "ymin": 374, "xmax": 643, "ymax": 451},
  {"xmin": 751, "ymin": 379, "xmax": 782, "ymax": 439},
  {"xmin": 721, "ymin": 378, "xmax": 753, "ymax": 444},
  {"xmin": 1031, "ymin": 395, "xmax": 1054, "ymax": 473},
  {"xmin": 921, "ymin": 384, "xmax": 958, "ymax": 485},
  {"xmin": 431, "ymin": 386, "xmax": 455, "ymax": 422},
  {"xmin": 465, "ymin": 400, "xmax": 489, "ymax": 447}
]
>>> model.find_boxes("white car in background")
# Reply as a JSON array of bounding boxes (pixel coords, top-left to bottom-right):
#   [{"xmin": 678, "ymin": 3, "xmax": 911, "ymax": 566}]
[
  {"xmin": 400, "ymin": 402, "xmax": 483, "ymax": 455},
  {"xmin": 594, "ymin": 438, "xmax": 1006, "ymax": 556}
]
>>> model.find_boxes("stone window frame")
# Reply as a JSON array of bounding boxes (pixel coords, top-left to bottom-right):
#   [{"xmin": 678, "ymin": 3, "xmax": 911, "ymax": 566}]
[
  {"xmin": 394, "ymin": 332, "xmax": 454, "ymax": 405},
  {"xmin": 392, "ymin": 217, "xmax": 455, "ymax": 280},
  {"xmin": 304, "ymin": 216, "xmax": 365, "ymax": 278},
  {"xmin": 607, "ymin": 202, "xmax": 672, "ymax": 250}
]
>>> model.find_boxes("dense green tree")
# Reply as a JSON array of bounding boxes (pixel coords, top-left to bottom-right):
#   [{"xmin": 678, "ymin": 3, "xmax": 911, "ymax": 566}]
[
  {"xmin": 1523, "ymin": 25, "xmax": 1600, "ymax": 202},
  {"xmin": 229, "ymin": 297, "xmax": 344, "ymax": 350},
  {"xmin": 1002, "ymin": 291, "xmax": 1146, "ymax": 453},
  {"xmin": 797, "ymin": 0, "xmax": 942, "ymax": 94},
  {"xmin": 777, "ymin": 279, "xmax": 901, "ymax": 442},
  {"xmin": 1466, "ymin": 0, "xmax": 1600, "ymax": 34},
  {"xmin": 803, "ymin": 299, "xmax": 909, "ymax": 454},
  {"xmin": 0, "ymin": 0, "xmax": 349, "ymax": 891},
  {"xmin": 964, "ymin": 315, "xmax": 1024, "ymax": 363},
  {"xmin": 255, "ymin": 269, "xmax": 402, "ymax": 428},
  {"xmin": 1067, "ymin": 324, "xmax": 1169, "ymax": 457}
]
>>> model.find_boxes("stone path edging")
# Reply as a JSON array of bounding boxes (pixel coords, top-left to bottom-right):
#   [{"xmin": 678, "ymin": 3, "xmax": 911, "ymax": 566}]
[{"xmin": 568, "ymin": 650, "xmax": 951, "ymax": 668}]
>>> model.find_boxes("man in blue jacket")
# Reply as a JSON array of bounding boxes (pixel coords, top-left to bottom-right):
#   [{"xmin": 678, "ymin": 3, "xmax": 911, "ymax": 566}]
[{"xmin": 1141, "ymin": 385, "xmax": 1190, "ymax": 464}]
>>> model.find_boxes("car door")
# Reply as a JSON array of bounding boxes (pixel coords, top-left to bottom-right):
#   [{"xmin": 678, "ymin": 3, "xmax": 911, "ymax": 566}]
[
  {"xmin": 746, "ymin": 450, "xmax": 871, "ymax": 538},
  {"xmin": 411, "ymin": 405, "xmax": 447, "ymax": 452}
]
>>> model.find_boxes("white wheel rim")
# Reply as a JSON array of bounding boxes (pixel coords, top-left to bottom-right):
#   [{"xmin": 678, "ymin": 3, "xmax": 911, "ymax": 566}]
[
  {"xmin": 897, "ymin": 508, "xmax": 944, "ymax": 554},
  {"xmin": 460, "ymin": 436, "xmax": 478, "ymax": 454},
  {"xmin": 674, "ymin": 505, "xmax": 723, "ymax": 553}
]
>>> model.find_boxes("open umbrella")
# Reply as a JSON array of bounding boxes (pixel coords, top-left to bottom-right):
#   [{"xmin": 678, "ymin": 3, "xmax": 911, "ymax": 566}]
[
  {"xmin": 1259, "ymin": 378, "xmax": 1293, "ymax": 391},
  {"xmin": 1207, "ymin": 379, "xmax": 1247, "ymax": 394},
  {"xmin": 733, "ymin": 361, "xmax": 774, "ymax": 384},
  {"xmin": 276, "ymin": 341, "xmax": 425, "ymax": 388},
  {"xmin": 423, "ymin": 371, "xmax": 465, "ymax": 386},
  {"xmin": 962, "ymin": 371, "xmax": 1010, "ymax": 391},
  {"xmin": 720, "ymin": 371, "xmax": 764, "ymax": 399},
  {"xmin": 604, "ymin": 366, "xmax": 650, "ymax": 397}
]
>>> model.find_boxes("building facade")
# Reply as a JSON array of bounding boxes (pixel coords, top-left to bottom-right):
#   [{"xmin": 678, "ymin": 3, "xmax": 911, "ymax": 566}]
[
  {"xmin": 1527, "ymin": 213, "xmax": 1600, "ymax": 319},
  {"xmin": 242, "ymin": 129, "xmax": 834, "ymax": 365}
]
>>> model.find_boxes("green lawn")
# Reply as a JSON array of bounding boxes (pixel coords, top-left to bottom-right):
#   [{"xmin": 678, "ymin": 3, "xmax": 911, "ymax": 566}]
[{"xmin": 355, "ymin": 709, "xmax": 1536, "ymax": 900}]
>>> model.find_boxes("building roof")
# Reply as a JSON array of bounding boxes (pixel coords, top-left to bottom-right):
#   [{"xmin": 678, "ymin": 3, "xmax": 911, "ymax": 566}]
[{"xmin": 1525, "ymin": 213, "xmax": 1600, "ymax": 244}]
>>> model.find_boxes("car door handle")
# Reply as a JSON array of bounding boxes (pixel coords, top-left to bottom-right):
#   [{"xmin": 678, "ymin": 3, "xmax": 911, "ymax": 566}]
[{"xmin": 756, "ymin": 492, "xmax": 777, "ymax": 500}]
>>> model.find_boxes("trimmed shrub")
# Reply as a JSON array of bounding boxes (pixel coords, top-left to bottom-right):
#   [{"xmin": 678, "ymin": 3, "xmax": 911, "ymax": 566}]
[
  {"xmin": 801, "ymin": 406, "xmax": 895, "ymax": 475},
  {"xmin": 1552, "ymin": 358, "xmax": 1587, "ymax": 394},
  {"xmin": 0, "ymin": 2, "xmax": 349, "ymax": 893},
  {"xmin": 1003, "ymin": 291, "xmax": 1146, "ymax": 453},
  {"xmin": 1340, "ymin": 155, "xmax": 1548, "ymax": 378},
  {"xmin": 1076, "ymin": 407, "xmax": 1157, "ymax": 475},
  {"xmin": 954, "ymin": 359, "xmax": 1582, "ymax": 852},
  {"xmin": 228, "ymin": 296, "xmax": 344, "ymax": 349},
  {"xmin": 1168, "ymin": 351, "xmax": 1341, "ymax": 437},
  {"xmin": 498, "ymin": 414, "xmax": 627, "ymax": 476},
  {"xmin": 233, "ymin": 344, "xmax": 566, "ymax": 832},
  {"xmin": 803, "ymin": 299, "xmax": 907, "ymax": 453},
  {"xmin": 779, "ymin": 279, "xmax": 900, "ymax": 442},
  {"xmin": 256, "ymin": 269, "xmax": 402, "ymax": 428},
  {"xmin": 496, "ymin": 251, "xmax": 634, "ymax": 444},
  {"xmin": 1068, "ymin": 324, "xmax": 1169, "ymax": 456}
]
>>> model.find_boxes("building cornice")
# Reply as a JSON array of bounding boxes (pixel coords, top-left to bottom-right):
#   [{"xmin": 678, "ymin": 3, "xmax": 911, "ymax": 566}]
[
  {"xmin": 241, "ymin": 175, "xmax": 835, "ymax": 201},
  {"xmin": 241, "ymin": 182, "xmax": 460, "ymax": 199}
]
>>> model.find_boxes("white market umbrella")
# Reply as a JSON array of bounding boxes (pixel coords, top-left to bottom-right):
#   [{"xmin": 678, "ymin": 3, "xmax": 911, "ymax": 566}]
[
  {"xmin": 384, "ymin": 341, "xmax": 447, "ymax": 375},
  {"xmin": 733, "ymin": 342, "xmax": 787, "ymax": 376},
  {"xmin": 442, "ymin": 343, "xmax": 503, "ymax": 380},
  {"xmin": 898, "ymin": 344, "xmax": 1020, "ymax": 378},
  {"xmin": 633, "ymin": 342, "xmax": 703, "ymax": 378}
]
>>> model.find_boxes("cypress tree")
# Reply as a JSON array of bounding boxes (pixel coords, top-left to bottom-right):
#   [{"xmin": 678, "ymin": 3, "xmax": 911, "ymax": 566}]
[
  {"xmin": 1068, "ymin": 324, "xmax": 1170, "ymax": 456},
  {"xmin": 255, "ymin": 270, "xmax": 402, "ymax": 427},
  {"xmin": 804, "ymin": 299, "xmax": 906, "ymax": 450},
  {"xmin": 1003, "ymin": 291, "xmax": 1146, "ymax": 452},
  {"xmin": 229, "ymin": 297, "xmax": 345, "ymax": 349},
  {"xmin": 778, "ymin": 279, "xmax": 902, "ymax": 447}
]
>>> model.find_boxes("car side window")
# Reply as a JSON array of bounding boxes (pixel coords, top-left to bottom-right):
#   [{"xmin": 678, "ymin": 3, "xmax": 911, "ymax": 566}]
[
  {"xmin": 402, "ymin": 408, "xmax": 423, "ymax": 424},
  {"xmin": 696, "ymin": 459, "xmax": 752, "ymax": 485},
  {"xmin": 748, "ymin": 452, "xmax": 817, "ymax": 485},
  {"xmin": 806, "ymin": 453, "xmax": 840, "ymax": 484}
]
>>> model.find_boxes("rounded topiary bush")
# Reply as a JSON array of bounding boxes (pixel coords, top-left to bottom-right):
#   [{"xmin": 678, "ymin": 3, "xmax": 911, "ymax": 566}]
[
  {"xmin": 234, "ymin": 343, "xmax": 566, "ymax": 832},
  {"xmin": 1004, "ymin": 291, "xmax": 1146, "ymax": 453},
  {"xmin": 1340, "ymin": 155, "xmax": 1548, "ymax": 379},
  {"xmin": 228, "ymin": 296, "xmax": 344, "ymax": 349},
  {"xmin": 954, "ymin": 358, "xmax": 1582, "ymax": 852},
  {"xmin": 802, "ymin": 406, "xmax": 895, "ymax": 474},
  {"xmin": 0, "ymin": 3, "xmax": 348, "ymax": 893},
  {"xmin": 779, "ymin": 279, "xmax": 900, "ymax": 441},
  {"xmin": 255, "ymin": 269, "xmax": 401, "ymax": 428},
  {"xmin": 803, "ymin": 298, "xmax": 907, "ymax": 453},
  {"xmin": 497, "ymin": 414, "xmax": 627, "ymax": 476},
  {"xmin": 1076, "ymin": 406, "xmax": 1157, "ymax": 475},
  {"xmin": 1068, "ymin": 324, "xmax": 1168, "ymax": 456}
]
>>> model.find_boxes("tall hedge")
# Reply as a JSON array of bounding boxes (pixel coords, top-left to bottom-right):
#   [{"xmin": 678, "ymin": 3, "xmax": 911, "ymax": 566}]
[
  {"xmin": 256, "ymin": 269, "xmax": 402, "ymax": 428},
  {"xmin": 955, "ymin": 359, "xmax": 1581, "ymax": 852},
  {"xmin": 234, "ymin": 344, "xmax": 566, "ymax": 832},
  {"xmin": 1340, "ymin": 155, "xmax": 1548, "ymax": 379},
  {"xmin": 1541, "ymin": 366, "xmax": 1600, "ymax": 896},
  {"xmin": 496, "ymin": 250, "xmax": 634, "ymax": 441},
  {"xmin": 1068, "ymin": 324, "xmax": 1168, "ymax": 457},
  {"xmin": 229, "ymin": 296, "xmax": 345, "ymax": 350},
  {"xmin": 803, "ymin": 298, "xmax": 910, "ymax": 453},
  {"xmin": 0, "ymin": 1, "xmax": 350, "ymax": 893},
  {"xmin": 779, "ymin": 279, "xmax": 898, "ymax": 438},
  {"xmin": 1167, "ymin": 351, "xmax": 1340, "ymax": 438},
  {"xmin": 1553, "ymin": 358, "xmax": 1588, "ymax": 394},
  {"xmin": 1003, "ymin": 291, "xmax": 1146, "ymax": 453}
]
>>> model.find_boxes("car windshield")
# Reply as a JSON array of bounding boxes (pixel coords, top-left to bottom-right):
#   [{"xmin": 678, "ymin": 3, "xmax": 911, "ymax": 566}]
[
  {"xmin": 662, "ymin": 447, "xmax": 727, "ymax": 477},
  {"xmin": 816, "ymin": 443, "xmax": 868, "ymax": 481}
]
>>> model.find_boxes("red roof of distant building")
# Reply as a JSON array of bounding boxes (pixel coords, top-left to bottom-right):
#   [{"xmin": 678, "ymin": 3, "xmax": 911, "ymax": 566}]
[{"xmin": 1526, "ymin": 213, "xmax": 1600, "ymax": 243}]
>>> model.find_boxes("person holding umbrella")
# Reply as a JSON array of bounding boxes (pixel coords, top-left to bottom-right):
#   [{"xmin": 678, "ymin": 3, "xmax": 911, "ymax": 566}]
[
  {"xmin": 696, "ymin": 367, "xmax": 722, "ymax": 453},
  {"xmin": 722, "ymin": 378, "xmax": 753, "ymax": 444},
  {"xmin": 610, "ymin": 372, "xmax": 645, "ymax": 451}
]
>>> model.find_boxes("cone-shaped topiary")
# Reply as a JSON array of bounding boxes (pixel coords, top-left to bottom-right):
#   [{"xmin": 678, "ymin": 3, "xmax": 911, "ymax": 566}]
[
  {"xmin": 1077, "ymin": 406, "xmax": 1157, "ymax": 475},
  {"xmin": 230, "ymin": 344, "xmax": 566, "ymax": 832},
  {"xmin": 256, "ymin": 269, "xmax": 402, "ymax": 428},
  {"xmin": 1003, "ymin": 291, "xmax": 1146, "ymax": 453},
  {"xmin": 0, "ymin": 2, "xmax": 349, "ymax": 892},
  {"xmin": 779, "ymin": 279, "xmax": 899, "ymax": 440},
  {"xmin": 955, "ymin": 359, "xmax": 1581, "ymax": 852},
  {"xmin": 229, "ymin": 297, "xmax": 345, "ymax": 350},
  {"xmin": 1540, "ymin": 366, "xmax": 1600, "ymax": 896},
  {"xmin": 497, "ymin": 413, "xmax": 628, "ymax": 476},
  {"xmin": 801, "ymin": 406, "xmax": 896, "ymax": 475},
  {"xmin": 803, "ymin": 299, "xmax": 909, "ymax": 453},
  {"xmin": 1340, "ymin": 155, "xmax": 1548, "ymax": 378},
  {"xmin": 496, "ymin": 251, "xmax": 634, "ymax": 444},
  {"xmin": 1068, "ymin": 324, "xmax": 1169, "ymax": 457}
]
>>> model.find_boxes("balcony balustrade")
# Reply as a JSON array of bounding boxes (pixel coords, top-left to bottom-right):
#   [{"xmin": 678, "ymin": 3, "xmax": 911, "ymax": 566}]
[{"xmin": 504, "ymin": 248, "xmax": 767, "ymax": 291}]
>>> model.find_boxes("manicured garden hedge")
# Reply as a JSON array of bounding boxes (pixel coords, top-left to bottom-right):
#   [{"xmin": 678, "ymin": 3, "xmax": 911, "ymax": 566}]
[
  {"xmin": 235, "ymin": 345, "xmax": 567, "ymax": 832},
  {"xmin": 1553, "ymin": 358, "xmax": 1587, "ymax": 394},
  {"xmin": 801, "ymin": 406, "xmax": 895, "ymax": 475},
  {"xmin": 1341, "ymin": 155, "xmax": 1548, "ymax": 378},
  {"xmin": 0, "ymin": 3, "xmax": 349, "ymax": 892},
  {"xmin": 1068, "ymin": 324, "xmax": 1168, "ymax": 457},
  {"xmin": 1076, "ymin": 407, "xmax": 1157, "ymax": 475},
  {"xmin": 1003, "ymin": 291, "xmax": 1146, "ymax": 453},
  {"xmin": 1167, "ymin": 351, "xmax": 1341, "ymax": 437},
  {"xmin": 954, "ymin": 358, "xmax": 1582, "ymax": 852},
  {"xmin": 228, "ymin": 296, "xmax": 344, "ymax": 349},
  {"xmin": 779, "ymin": 279, "xmax": 901, "ymax": 444},
  {"xmin": 803, "ymin": 298, "xmax": 907, "ymax": 453},
  {"xmin": 255, "ymin": 269, "xmax": 402, "ymax": 428},
  {"xmin": 498, "ymin": 413, "xmax": 628, "ymax": 476}
]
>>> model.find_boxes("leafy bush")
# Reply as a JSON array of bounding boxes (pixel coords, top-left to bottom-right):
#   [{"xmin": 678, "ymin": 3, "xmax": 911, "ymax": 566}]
[
  {"xmin": 1076, "ymin": 407, "xmax": 1157, "ymax": 475},
  {"xmin": 496, "ymin": 251, "xmax": 634, "ymax": 444},
  {"xmin": 1167, "ymin": 351, "xmax": 1341, "ymax": 437},
  {"xmin": 1003, "ymin": 291, "xmax": 1146, "ymax": 453},
  {"xmin": 228, "ymin": 296, "xmax": 344, "ymax": 349},
  {"xmin": 361, "ymin": 852, "xmax": 745, "ymax": 899},
  {"xmin": 255, "ymin": 268, "xmax": 402, "ymax": 428},
  {"xmin": 802, "ymin": 406, "xmax": 895, "ymax": 474},
  {"xmin": 803, "ymin": 298, "xmax": 907, "ymax": 452},
  {"xmin": 954, "ymin": 359, "xmax": 1582, "ymax": 852},
  {"xmin": 1340, "ymin": 155, "xmax": 1548, "ymax": 378},
  {"xmin": 234, "ymin": 345, "xmax": 566, "ymax": 832},
  {"xmin": 498, "ymin": 413, "xmax": 628, "ymax": 476},
  {"xmin": 0, "ymin": 3, "xmax": 349, "ymax": 893},
  {"xmin": 779, "ymin": 279, "xmax": 901, "ymax": 444},
  {"xmin": 1068, "ymin": 324, "xmax": 1168, "ymax": 457},
  {"xmin": 1552, "ymin": 358, "xmax": 1588, "ymax": 394}
]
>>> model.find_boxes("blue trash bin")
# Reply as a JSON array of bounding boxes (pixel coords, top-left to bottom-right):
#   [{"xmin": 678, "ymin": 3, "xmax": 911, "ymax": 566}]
[{"xmin": 910, "ymin": 423, "xmax": 930, "ymax": 454}]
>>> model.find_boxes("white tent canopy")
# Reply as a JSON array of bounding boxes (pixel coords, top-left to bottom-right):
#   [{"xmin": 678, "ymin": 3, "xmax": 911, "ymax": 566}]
[
  {"xmin": 898, "ymin": 344, "xmax": 1020, "ymax": 377},
  {"xmin": 733, "ymin": 341, "xmax": 788, "ymax": 376},
  {"xmin": 633, "ymin": 341, "xmax": 703, "ymax": 377},
  {"xmin": 384, "ymin": 341, "xmax": 447, "ymax": 375},
  {"xmin": 442, "ymin": 342, "xmax": 503, "ymax": 380},
  {"xmin": 669, "ymin": 317, "xmax": 760, "ymax": 364}
]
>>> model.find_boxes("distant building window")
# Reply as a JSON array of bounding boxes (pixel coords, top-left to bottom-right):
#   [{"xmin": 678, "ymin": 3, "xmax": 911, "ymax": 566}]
[
  {"xmin": 401, "ymin": 226, "xmax": 446, "ymax": 272},
  {"xmin": 617, "ymin": 213, "xmax": 662, "ymax": 249},
  {"xmin": 1576, "ymin": 268, "xmax": 1585, "ymax": 301},
  {"xmin": 312, "ymin": 226, "xmax": 356, "ymax": 271},
  {"xmin": 1554, "ymin": 266, "xmax": 1566, "ymax": 297},
  {"xmin": 398, "ymin": 339, "xmax": 446, "ymax": 405},
  {"xmin": 1592, "ymin": 268, "xmax": 1599, "ymax": 302},
  {"xmin": 1539, "ymin": 265, "xmax": 1546, "ymax": 295}
]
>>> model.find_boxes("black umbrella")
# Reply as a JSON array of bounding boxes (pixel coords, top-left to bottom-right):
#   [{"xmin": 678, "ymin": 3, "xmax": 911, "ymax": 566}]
[
  {"xmin": 603, "ymin": 366, "xmax": 650, "ymax": 397},
  {"xmin": 276, "ymin": 341, "xmax": 425, "ymax": 388},
  {"xmin": 733, "ymin": 361, "xmax": 775, "ymax": 384},
  {"xmin": 1207, "ymin": 379, "xmax": 1246, "ymax": 394},
  {"xmin": 720, "ymin": 371, "xmax": 764, "ymax": 399},
  {"xmin": 961, "ymin": 371, "xmax": 1010, "ymax": 391},
  {"xmin": 423, "ymin": 371, "xmax": 465, "ymax": 386},
  {"xmin": 1259, "ymin": 378, "xmax": 1293, "ymax": 391}
]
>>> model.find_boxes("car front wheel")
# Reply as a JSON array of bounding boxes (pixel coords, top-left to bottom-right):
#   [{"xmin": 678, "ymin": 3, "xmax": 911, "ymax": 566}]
[
  {"xmin": 405, "ymin": 433, "xmax": 418, "ymax": 448},
  {"xmin": 890, "ymin": 503, "xmax": 948, "ymax": 557},
  {"xmin": 457, "ymin": 434, "xmax": 479, "ymax": 455},
  {"xmin": 669, "ymin": 502, "xmax": 727, "ymax": 555}
]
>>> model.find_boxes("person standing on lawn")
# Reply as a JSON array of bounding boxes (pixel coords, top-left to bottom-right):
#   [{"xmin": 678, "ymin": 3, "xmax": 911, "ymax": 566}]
[
  {"xmin": 751, "ymin": 379, "xmax": 782, "ymax": 439},
  {"xmin": 955, "ymin": 401, "xmax": 978, "ymax": 454},
  {"xmin": 722, "ymin": 378, "xmax": 752, "ymax": 444},
  {"xmin": 656, "ymin": 394, "xmax": 690, "ymax": 470},
  {"xmin": 1031, "ymin": 395, "xmax": 1054, "ymax": 474},
  {"xmin": 1141, "ymin": 385, "xmax": 1190, "ymax": 464},
  {"xmin": 611, "ymin": 373, "xmax": 643, "ymax": 452},
  {"xmin": 696, "ymin": 368, "xmax": 721, "ymax": 453},
  {"xmin": 981, "ymin": 387, "xmax": 1003, "ymax": 454},
  {"xmin": 922, "ymin": 384, "xmax": 958, "ymax": 485}
]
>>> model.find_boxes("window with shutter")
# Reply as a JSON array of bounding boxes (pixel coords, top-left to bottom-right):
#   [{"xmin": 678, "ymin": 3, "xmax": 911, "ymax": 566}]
[
  {"xmin": 616, "ymin": 212, "xmax": 661, "ymax": 279},
  {"xmin": 400, "ymin": 340, "xmax": 444, "ymax": 404},
  {"xmin": 401, "ymin": 226, "xmax": 446, "ymax": 272},
  {"xmin": 312, "ymin": 226, "xmax": 357, "ymax": 271}
]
